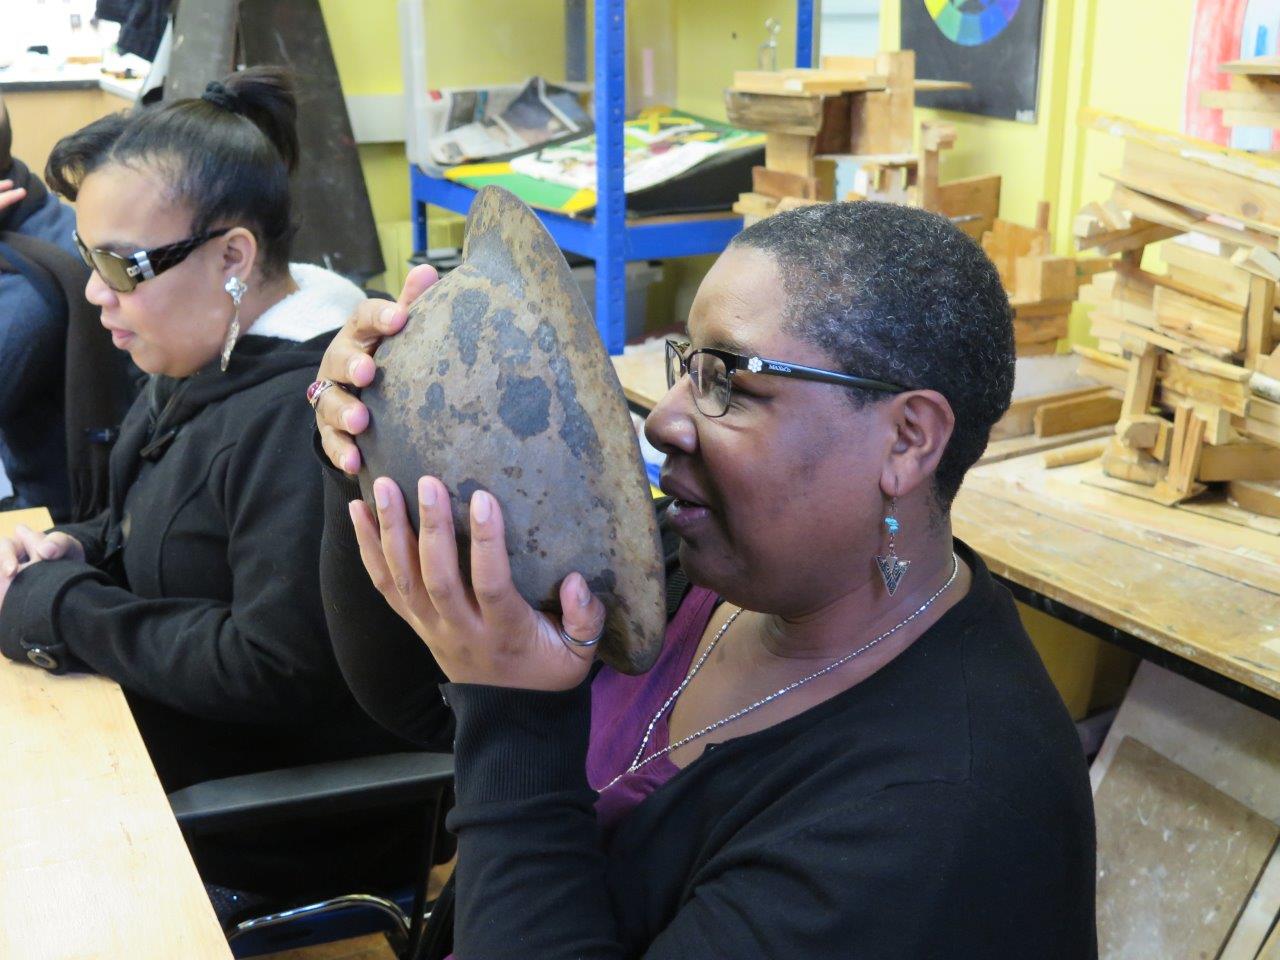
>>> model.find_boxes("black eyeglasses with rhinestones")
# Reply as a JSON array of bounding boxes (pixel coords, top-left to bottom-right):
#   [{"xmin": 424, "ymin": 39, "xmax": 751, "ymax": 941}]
[{"xmin": 665, "ymin": 337, "xmax": 907, "ymax": 418}]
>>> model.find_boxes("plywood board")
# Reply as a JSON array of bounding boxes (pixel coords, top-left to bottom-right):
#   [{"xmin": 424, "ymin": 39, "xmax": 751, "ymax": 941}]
[
  {"xmin": 1094, "ymin": 737, "xmax": 1279, "ymax": 960},
  {"xmin": 1108, "ymin": 184, "xmax": 1280, "ymax": 255},
  {"xmin": 1091, "ymin": 662, "xmax": 1280, "ymax": 822},
  {"xmin": 1115, "ymin": 140, "xmax": 1280, "ymax": 241},
  {"xmin": 1082, "ymin": 108, "xmax": 1280, "ymax": 190}
]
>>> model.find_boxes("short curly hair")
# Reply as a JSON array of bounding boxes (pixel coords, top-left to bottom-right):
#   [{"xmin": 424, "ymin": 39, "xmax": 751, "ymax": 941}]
[{"xmin": 731, "ymin": 201, "xmax": 1015, "ymax": 509}]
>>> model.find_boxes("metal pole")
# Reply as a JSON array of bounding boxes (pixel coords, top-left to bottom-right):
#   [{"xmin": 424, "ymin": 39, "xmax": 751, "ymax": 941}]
[{"xmin": 594, "ymin": 0, "xmax": 627, "ymax": 354}]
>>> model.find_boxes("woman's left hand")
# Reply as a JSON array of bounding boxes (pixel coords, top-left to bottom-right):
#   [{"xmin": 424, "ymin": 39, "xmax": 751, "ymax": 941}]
[{"xmin": 350, "ymin": 475, "xmax": 606, "ymax": 692}]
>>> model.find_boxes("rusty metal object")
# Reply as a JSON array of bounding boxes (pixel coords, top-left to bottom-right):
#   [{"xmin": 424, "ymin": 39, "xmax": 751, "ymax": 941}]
[{"xmin": 356, "ymin": 186, "xmax": 665, "ymax": 674}]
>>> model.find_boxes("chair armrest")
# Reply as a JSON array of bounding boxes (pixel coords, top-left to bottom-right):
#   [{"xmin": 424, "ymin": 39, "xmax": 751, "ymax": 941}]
[{"xmin": 168, "ymin": 751, "xmax": 454, "ymax": 837}]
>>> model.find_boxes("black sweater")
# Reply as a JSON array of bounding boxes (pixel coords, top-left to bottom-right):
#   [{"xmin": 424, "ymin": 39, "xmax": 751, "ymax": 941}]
[
  {"xmin": 319, "ymin": 468, "xmax": 1097, "ymax": 958},
  {"xmin": 0, "ymin": 334, "xmax": 409, "ymax": 790}
]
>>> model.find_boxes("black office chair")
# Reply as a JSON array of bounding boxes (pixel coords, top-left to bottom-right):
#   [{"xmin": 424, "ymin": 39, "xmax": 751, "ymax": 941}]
[{"xmin": 169, "ymin": 751, "xmax": 454, "ymax": 958}]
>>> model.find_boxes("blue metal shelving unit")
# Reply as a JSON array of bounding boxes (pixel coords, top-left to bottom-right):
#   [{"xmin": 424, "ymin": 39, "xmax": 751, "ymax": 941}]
[{"xmin": 411, "ymin": 0, "xmax": 815, "ymax": 355}]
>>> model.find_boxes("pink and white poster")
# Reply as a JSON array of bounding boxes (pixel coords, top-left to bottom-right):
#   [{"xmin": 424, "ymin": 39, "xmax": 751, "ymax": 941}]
[{"xmin": 1185, "ymin": 0, "xmax": 1280, "ymax": 148}]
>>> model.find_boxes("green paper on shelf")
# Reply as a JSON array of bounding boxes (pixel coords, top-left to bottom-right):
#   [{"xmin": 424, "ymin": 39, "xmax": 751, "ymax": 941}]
[{"xmin": 444, "ymin": 107, "xmax": 764, "ymax": 216}]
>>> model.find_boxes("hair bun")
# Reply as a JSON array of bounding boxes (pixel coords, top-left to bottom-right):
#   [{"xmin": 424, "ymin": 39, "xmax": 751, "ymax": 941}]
[
  {"xmin": 219, "ymin": 67, "xmax": 299, "ymax": 173},
  {"xmin": 201, "ymin": 81, "xmax": 242, "ymax": 114}
]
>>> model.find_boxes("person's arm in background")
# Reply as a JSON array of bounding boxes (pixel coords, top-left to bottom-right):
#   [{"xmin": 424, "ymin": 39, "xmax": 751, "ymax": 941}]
[
  {"xmin": 0, "ymin": 181, "xmax": 58, "ymax": 430},
  {"xmin": 311, "ymin": 265, "xmax": 457, "ymax": 748},
  {"xmin": 320, "ymin": 456, "xmax": 453, "ymax": 748},
  {"xmin": 0, "ymin": 389, "xmax": 348, "ymax": 719}
]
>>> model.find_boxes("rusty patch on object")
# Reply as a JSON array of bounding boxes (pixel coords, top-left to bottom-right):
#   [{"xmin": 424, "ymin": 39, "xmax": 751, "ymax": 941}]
[{"xmin": 357, "ymin": 186, "xmax": 665, "ymax": 674}]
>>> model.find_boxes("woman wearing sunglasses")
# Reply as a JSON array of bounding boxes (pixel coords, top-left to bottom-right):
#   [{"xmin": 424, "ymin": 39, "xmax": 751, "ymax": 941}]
[
  {"xmin": 0, "ymin": 68, "xmax": 415, "ymax": 902},
  {"xmin": 312, "ymin": 202, "xmax": 1097, "ymax": 957}
]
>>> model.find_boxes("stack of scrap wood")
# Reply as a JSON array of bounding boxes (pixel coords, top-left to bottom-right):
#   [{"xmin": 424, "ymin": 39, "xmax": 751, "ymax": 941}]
[
  {"xmin": 981, "ymin": 200, "xmax": 1111, "ymax": 357},
  {"xmin": 1072, "ymin": 102, "xmax": 1280, "ymax": 513},
  {"xmin": 1200, "ymin": 55, "xmax": 1280, "ymax": 139},
  {"xmin": 723, "ymin": 51, "xmax": 997, "ymax": 237}
]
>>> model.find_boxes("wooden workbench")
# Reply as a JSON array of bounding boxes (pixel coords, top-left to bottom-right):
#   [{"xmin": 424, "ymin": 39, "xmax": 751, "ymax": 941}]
[
  {"xmin": 611, "ymin": 351, "xmax": 1280, "ymax": 712},
  {"xmin": 0, "ymin": 510, "xmax": 232, "ymax": 959},
  {"xmin": 953, "ymin": 451, "xmax": 1280, "ymax": 709}
]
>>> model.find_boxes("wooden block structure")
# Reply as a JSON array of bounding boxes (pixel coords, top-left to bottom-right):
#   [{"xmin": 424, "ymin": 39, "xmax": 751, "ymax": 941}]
[
  {"xmin": 1202, "ymin": 56, "xmax": 1280, "ymax": 132},
  {"xmin": 724, "ymin": 52, "xmax": 995, "ymax": 232},
  {"xmin": 1072, "ymin": 103, "xmax": 1280, "ymax": 510},
  {"xmin": 980, "ymin": 202, "xmax": 1103, "ymax": 357}
]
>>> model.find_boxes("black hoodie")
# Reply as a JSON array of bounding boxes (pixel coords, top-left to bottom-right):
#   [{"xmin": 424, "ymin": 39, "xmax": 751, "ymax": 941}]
[{"xmin": 0, "ymin": 331, "xmax": 411, "ymax": 794}]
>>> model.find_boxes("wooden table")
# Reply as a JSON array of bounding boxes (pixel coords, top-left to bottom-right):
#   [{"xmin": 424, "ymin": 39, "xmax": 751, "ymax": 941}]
[
  {"xmin": 0, "ymin": 510, "xmax": 232, "ymax": 959},
  {"xmin": 953, "ymin": 451, "xmax": 1280, "ymax": 716},
  {"xmin": 611, "ymin": 352, "xmax": 1280, "ymax": 716}
]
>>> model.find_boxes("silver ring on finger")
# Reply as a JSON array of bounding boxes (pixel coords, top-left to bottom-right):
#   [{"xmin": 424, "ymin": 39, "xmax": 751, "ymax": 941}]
[
  {"xmin": 559, "ymin": 624, "xmax": 604, "ymax": 649},
  {"xmin": 307, "ymin": 378, "xmax": 337, "ymax": 410}
]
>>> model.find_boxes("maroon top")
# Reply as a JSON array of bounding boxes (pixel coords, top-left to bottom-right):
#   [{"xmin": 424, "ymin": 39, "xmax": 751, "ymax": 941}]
[{"xmin": 588, "ymin": 586, "xmax": 722, "ymax": 833}]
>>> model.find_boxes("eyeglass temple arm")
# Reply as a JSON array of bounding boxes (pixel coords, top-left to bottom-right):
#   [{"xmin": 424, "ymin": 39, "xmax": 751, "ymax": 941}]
[{"xmin": 739, "ymin": 356, "xmax": 904, "ymax": 394}]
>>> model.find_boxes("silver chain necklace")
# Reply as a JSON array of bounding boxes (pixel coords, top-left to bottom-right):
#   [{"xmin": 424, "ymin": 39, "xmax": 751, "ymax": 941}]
[{"xmin": 601, "ymin": 552, "xmax": 961, "ymax": 792}]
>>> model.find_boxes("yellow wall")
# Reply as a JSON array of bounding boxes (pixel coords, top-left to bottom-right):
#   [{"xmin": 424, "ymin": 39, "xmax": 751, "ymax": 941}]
[
  {"xmin": 880, "ymin": 0, "xmax": 1078, "ymax": 233},
  {"xmin": 879, "ymin": 0, "xmax": 1200, "ymax": 343},
  {"xmin": 675, "ymin": 2, "xmax": 798, "ymax": 121},
  {"xmin": 320, "ymin": 0, "xmax": 571, "ymax": 290},
  {"xmin": 325, "ymin": 0, "xmax": 1204, "ymax": 327}
]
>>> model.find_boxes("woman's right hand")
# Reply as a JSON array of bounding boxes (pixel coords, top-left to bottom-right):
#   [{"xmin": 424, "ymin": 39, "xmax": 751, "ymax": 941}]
[
  {"xmin": 314, "ymin": 264, "xmax": 441, "ymax": 474},
  {"xmin": 0, "ymin": 525, "xmax": 85, "ymax": 577}
]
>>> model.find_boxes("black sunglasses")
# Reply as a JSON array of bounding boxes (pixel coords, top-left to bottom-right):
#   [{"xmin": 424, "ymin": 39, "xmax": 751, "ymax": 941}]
[
  {"xmin": 665, "ymin": 337, "xmax": 906, "ymax": 418},
  {"xmin": 73, "ymin": 228, "xmax": 232, "ymax": 293}
]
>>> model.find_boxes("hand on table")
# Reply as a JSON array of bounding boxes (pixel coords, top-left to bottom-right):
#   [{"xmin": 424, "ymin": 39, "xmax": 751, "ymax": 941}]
[
  {"xmin": 314, "ymin": 264, "xmax": 440, "ymax": 475},
  {"xmin": 0, "ymin": 180, "xmax": 27, "ymax": 213},
  {"xmin": 350, "ymin": 475, "xmax": 606, "ymax": 692},
  {"xmin": 0, "ymin": 525, "xmax": 84, "ymax": 612}
]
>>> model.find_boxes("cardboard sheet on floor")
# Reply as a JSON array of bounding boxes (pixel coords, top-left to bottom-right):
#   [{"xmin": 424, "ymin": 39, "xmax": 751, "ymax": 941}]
[{"xmin": 1094, "ymin": 737, "xmax": 1279, "ymax": 960}]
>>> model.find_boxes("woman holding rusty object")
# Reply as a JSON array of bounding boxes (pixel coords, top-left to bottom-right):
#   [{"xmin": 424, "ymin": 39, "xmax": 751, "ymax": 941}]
[{"xmin": 314, "ymin": 202, "xmax": 1097, "ymax": 958}]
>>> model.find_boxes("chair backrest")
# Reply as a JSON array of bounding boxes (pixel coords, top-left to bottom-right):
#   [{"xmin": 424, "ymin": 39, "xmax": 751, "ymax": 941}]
[{"xmin": 0, "ymin": 231, "xmax": 140, "ymax": 522}]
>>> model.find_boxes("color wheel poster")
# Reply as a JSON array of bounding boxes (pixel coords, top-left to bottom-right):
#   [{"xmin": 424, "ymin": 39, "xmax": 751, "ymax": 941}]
[{"xmin": 900, "ymin": 0, "xmax": 1047, "ymax": 122}]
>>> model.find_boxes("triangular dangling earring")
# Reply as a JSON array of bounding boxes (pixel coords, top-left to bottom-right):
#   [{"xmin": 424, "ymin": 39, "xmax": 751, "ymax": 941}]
[{"xmin": 875, "ymin": 497, "xmax": 910, "ymax": 596}]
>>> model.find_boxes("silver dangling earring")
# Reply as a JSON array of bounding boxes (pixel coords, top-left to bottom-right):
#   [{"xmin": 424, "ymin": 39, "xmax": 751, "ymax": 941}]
[
  {"xmin": 875, "ymin": 496, "xmax": 910, "ymax": 597},
  {"xmin": 220, "ymin": 276, "xmax": 247, "ymax": 372}
]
